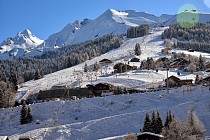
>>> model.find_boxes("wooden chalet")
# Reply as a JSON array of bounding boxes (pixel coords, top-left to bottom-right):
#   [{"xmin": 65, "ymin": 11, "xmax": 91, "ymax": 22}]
[
  {"xmin": 99, "ymin": 59, "xmax": 112, "ymax": 64},
  {"xmin": 87, "ymin": 83, "xmax": 115, "ymax": 96},
  {"xmin": 169, "ymin": 58, "xmax": 189, "ymax": 69},
  {"xmin": 200, "ymin": 76, "xmax": 210, "ymax": 85},
  {"xmin": 37, "ymin": 87, "xmax": 93, "ymax": 100},
  {"xmin": 205, "ymin": 62, "xmax": 210, "ymax": 70},
  {"xmin": 165, "ymin": 75, "xmax": 193, "ymax": 87},
  {"xmin": 18, "ymin": 136, "xmax": 33, "ymax": 140},
  {"xmin": 136, "ymin": 132, "xmax": 164, "ymax": 140},
  {"xmin": 130, "ymin": 57, "xmax": 140, "ymax": 62},
  {"xmin": 114, "ymin": 63, "xmax": 137, "ymax": 73}
]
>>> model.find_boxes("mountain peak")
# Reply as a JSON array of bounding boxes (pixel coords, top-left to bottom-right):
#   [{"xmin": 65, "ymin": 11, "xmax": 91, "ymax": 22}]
[
  {"xmin": 21, "ymin": 29, "xmax": 32, "ymax": 37},
  {"xmin": 104, "ymin": 9, "xmax": 128, "ymax": 17}
]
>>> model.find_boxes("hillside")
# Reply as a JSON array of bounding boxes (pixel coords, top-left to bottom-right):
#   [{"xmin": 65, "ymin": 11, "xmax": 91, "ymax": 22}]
[
  {"xmin": 0, "ymin": 26, "xmax": 209, "ymax": 139},
  {"xmin": 18, "ymin": 27, "xmax": 210, "ymax": 100},
  {"xmin": 1, "ymin": 86, "xmax": 210, "ymax": 139}
]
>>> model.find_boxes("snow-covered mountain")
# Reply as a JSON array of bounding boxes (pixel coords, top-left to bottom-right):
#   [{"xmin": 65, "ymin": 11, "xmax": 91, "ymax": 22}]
[
  {"xmin": 1, "ymin": 27, "xmax": 210, "ymax": 139},
  {"xmin": 42, "ymin": 19, "xmax": 92, "ymax": 50},
  {"xmin": 0, "ymin": 29, "xmax": 44, "ymax": 59},
  {"xmin": 44, "ymin": 9, "xmax": 173, "ymax": 47},
  {"xmin": 2, "ymin": 9, "xmax": 210, "ymax": 60}
]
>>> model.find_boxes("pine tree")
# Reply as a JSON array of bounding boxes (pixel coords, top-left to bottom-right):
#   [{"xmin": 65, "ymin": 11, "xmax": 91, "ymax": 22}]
[
  {"xmin": 27, "ymin": 106, "xmax": 33, "ymax": 123},
  {"xmin": 20, "ymin": 103, "xmax": 32, "ymax": 125},
  {"xmin": 84, "ymin": 63, "xmax": 88, "ymax": 72},
  {"xmin": 20, "ymin": 104, "xmax": 28, "ymax": 125},
  {"xmin": 164, "ymin": 112, "xmax": 170, "ymax": 128},
  {"xmin": 165, "ymin": 111, "xmax": 173, "ymax": 128},
  {"xmin": 156, "ymin": 111, "xmax": 163, "ymax": 134},
  {"xmin": 34, "ymin": 69, "xmax": 42, "ymax": 80},
  {"xmin": 142, "ymin": 112, "xmax": 151, "ymax": 132},
  {"xmin": 150, "ymin": 111, "xmax": 157, "ymax": 133},
  {"xmin": 168, "ymin": 110, "xmax": 173, "ymax": 123},
  {"xmin": 8, "ymin": 71, "xmax": 18, "ymax": 91},
  {"xmin": 134, "ymin": 43, "xmax": 142, "ymax": 56},
  {"xmin": 198, "ymin": 54, "xmax": 205, "ymax": 71}
]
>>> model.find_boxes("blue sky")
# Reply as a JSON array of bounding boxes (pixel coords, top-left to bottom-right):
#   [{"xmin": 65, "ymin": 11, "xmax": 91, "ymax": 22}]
[{"xmin": 0, "ymin": 0, "xmax": 209, "ymax": 42}]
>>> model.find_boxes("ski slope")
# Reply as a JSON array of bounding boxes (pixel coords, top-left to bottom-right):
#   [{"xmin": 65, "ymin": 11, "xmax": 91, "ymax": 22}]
[
  {"xmin": 1, "ymin": 86, "xmax": 210, "ymax": 139},
  {"xmin": 18, "ymin": 27, "xmax": 210, "ymax": 100}
]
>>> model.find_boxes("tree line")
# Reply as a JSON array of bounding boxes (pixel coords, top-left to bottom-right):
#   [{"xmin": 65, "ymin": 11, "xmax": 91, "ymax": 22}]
[
  {"xmin": 162, "ymin": 23, "xmax": 210, "ymax": 53},
  {"xmin": 0, "ymin": 35, "xmax": 124, "ymax": 82}
]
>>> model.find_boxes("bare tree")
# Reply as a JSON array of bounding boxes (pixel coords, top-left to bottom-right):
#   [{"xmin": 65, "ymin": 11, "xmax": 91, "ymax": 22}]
[
  {"xmin": 162, "ymin": 118, "xmax": 193, "ymax": 140},
  {"xmin": 187, "ymin": 62, "xmax": 197, "ymax": 73},
  {"xmin": 124, "ymin": 133, "xmax": 137, "ymax": 140},
  {"xmin": 188, "ymin": 108, "xmax": 204, "ymax": 136}
]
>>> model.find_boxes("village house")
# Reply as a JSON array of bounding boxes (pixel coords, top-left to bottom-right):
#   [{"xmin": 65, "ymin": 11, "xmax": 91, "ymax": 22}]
[
  {"xmin": 136, "ymin": 132, "xmax": 164, "ymax": 140},
  {"xmin": 86, "ymin": 83, "xmax": 116, "ymax": 96},
  {"xmin": 130, "ymin": 57, "xmax": 140, "ymax": 62},
  {"xmin": 169, "ymin": 58, "xmax": 189, "ymax": 69},
  {"xmin": 165, "ymin": 75, "xmax": 193, "ymax": 87},
  {"xmin": 99, "ymin": 58, "xmax": 112, "ymax": 64},
  {"xmin": 36, "ymin": 87, "xmax": 93, "ymax": 100},
  {"xmin": 199, "ymin": 76, "xmax": 210, "ymax": 85},
  {"xmin": 155, "ymin": 57, "xmax": 169, "ymax": 68},
  {"xmin": 114, "ymin": 63, "xmax": 137, "ymax": 73}
]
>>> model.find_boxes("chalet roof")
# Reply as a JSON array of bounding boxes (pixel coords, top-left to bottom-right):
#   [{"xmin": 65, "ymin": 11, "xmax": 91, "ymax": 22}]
[
  {"xmin": 156, "ymin": 57, "xmax": 169, "ymax": 62},
  {"xmin": 94, "ymin": 83, "xmax": 114, "ymax": 87},
  {"xmin": 166, "ymin": 75, "xmax": 180, "ymax": 81},
  {"xmin": 202, "ymin": 76, "xmax": 210, "ymax": 81},
  {"xmin": 130, "ymin": 57, "xmax": 140, "ymax": 62},
  {"xmin": 137, "ymin": 132, "xmax": 164, "ymax": 138},
  {"xmin": 99, "ymin": 59, "xmax": 112, "ymax": 63},
  {"xmin": 179, "ymin": 79, "xmax": 193, "ymax": 82},
  {"xmin": 0, "ymin": 136, "xmax": 9, "ymax": 140}
]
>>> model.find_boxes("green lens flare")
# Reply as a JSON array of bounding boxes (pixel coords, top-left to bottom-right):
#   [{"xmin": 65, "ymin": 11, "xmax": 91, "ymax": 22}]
[{"xmin": 177, "ymin": 4, "xmax": 199, "ymax": 28}]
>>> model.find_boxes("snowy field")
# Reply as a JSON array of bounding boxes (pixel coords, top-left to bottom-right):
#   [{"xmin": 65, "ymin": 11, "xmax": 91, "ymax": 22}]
[
  {"xmin": 1, "ymin": 86, "xmax": 210, "ymax": 139},
  {"xmin": 3, "ymin": 27, "xmax": 208, "ymax": 139}
]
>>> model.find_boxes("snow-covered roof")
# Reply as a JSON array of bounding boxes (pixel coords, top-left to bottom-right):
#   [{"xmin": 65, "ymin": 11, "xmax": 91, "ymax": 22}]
[
  {"xmin": 0, "ymin": 136, "xmax": 9, "ymax": 140},
  {"xmin": 137, "ymin": 132, "xmax": 164, "ymax": 138}
]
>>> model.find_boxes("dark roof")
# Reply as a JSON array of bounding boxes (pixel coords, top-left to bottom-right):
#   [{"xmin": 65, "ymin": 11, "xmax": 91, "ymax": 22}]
[
  {"xmin": 99, "ymin": 59, "xmax": 112, "ymax": 63},
  {"xmin": 130, "ymin": 58, "xmax": 140, "ymax": 62},
  {"xmin": 94, "ymin": 83, "xmax": 114, "ymax": 87},
  {"xmin": 137, "ymin": 132, "xmax": 164, "ymax": 138},
  {"xmin": 202, "ymin": 76, "xmax": 210, "ymax": 82},
  {"xmin": 166, "ymin": 75, "xmax": 180, "ymax": 82},
  {"xmin": 179, "ymin": 79, "xmax": 193, "ymax": 82}
]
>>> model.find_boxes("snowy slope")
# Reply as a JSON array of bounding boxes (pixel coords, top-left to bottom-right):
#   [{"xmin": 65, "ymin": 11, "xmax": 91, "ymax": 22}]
[
  {"xmin": 17, "ymin": 26, "xmax": 210, "ymax": 104},
  {"xmin": 18, "ymin": 27, "xmax": 210, "ymax": 100},
  {"xmin": 1, "ymin": 86, "xmax": 210, "ymax": 139},
  {"xmin": 56, "ymin": 9, "xmax": 171, "ymax": 46},
  {"xmin": 1, "ymin": 27, "xmax": 210, "ymax": 140},
  {"xmin": 41, "ymin": 19, "xmax": 92, "ymax": 50},
  {"xmin": 0, "ymin": 29, "xmax": 43, "ymax": 59},
  {"xmin": 41, "ymin": 9, "xmax": 174, "ymax": 48}
]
